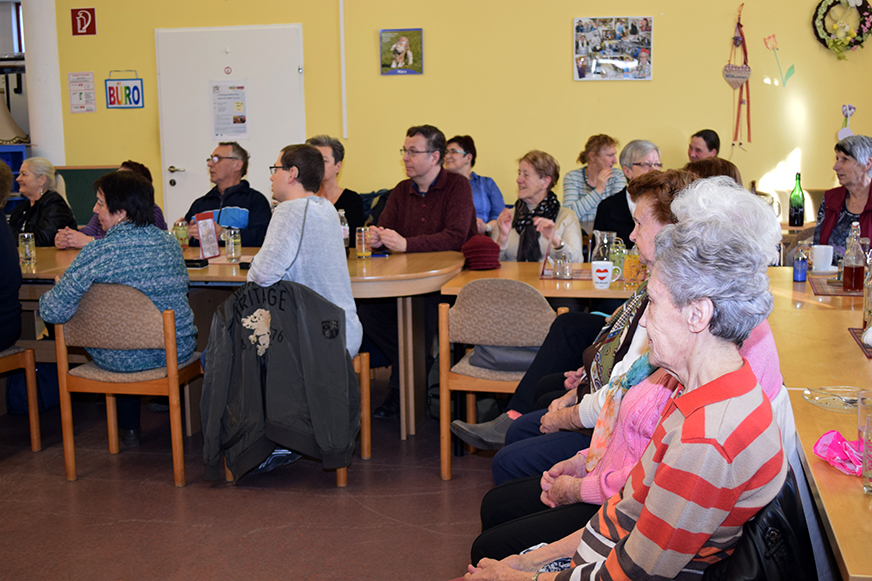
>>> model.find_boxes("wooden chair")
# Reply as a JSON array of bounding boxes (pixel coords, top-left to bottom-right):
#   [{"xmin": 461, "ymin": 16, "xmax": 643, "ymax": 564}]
[
  {"xmin": 336, "ymin": 351, "xmax": 371, "ymax": 487},
  {"xmin": 438, "ymin": 279, "xmax": 566, "ymax": 480},
  {"xmin": 223, "ymin": 351, "xmax": 371, "ymax": 488},
  {"xmin": 0, "ymin": 346, "xmax": 41, "ymax": 451},
  {"xmin": 54, "ymin": 283, "xmax": 202, "ymax": 487}
]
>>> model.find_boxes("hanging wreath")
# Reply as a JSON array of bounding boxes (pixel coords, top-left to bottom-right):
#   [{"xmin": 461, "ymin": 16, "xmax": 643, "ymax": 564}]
[{"xmin": 812, "ymin": 0, "xmax": 872, "ymax": 60}]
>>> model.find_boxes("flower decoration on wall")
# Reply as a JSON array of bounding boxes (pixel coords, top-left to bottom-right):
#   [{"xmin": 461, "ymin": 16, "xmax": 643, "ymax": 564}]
[
  {"xmin": 812, "ymin": 0, "xmax": 872, "ymax": 60},
  {"xmin": 762, "ymin": 35, "xmax": 795, "ymax": 86}
]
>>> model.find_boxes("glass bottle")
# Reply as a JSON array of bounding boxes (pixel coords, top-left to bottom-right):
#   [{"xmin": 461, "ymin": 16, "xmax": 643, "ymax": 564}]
[
  {"xmin": 788, "ymin": 172, "xmax": 804, "ymax": 227},
  {"xmin": 844, "ymin": 222, "xmax": 865, "ymax": 292},
  {"xmin": 864, "ymin": 267, "xmax": 872, "ymax": 329},
  {"xmin": 793, "ymin": 245, "xmax": 807, "ymax": 283},
  {"xmin": 338, "ymin": 209, "xmax": 349, "ymax": 253}
]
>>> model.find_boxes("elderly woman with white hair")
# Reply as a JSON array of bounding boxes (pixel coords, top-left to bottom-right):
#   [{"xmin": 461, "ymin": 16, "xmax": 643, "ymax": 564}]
[
  {"xmin": 9, "ymin": 157, "xmax": 77, "ymax": 246},
  {"xmin": 592, "ymin": 139, "xmax": 661, "ymax": 246},
  {"xmin": 463, "ymin": 178, "xmax": 788, "ymax": 581},
  {"xmin": 814, "ymin": 134, "xmax": 872, "ymax": 265}
]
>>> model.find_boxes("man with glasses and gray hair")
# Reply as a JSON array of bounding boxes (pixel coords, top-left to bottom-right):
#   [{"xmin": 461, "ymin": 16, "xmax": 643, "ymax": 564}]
[
  {"xmin": 181, "ymin": 141, "xmax": 272, "ymax": 247},
  {"xmin": 593, "ymin": 139, "xmax": 662, "ymax": 246},
  {"xmin": 361, "ymin": 124, "xmax": 477, "ymax": 419}
]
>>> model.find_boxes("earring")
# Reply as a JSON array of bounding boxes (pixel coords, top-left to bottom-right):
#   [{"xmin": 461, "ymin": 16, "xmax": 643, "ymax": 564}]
[{"xmin": 39, "ymin": 187, "xmax": 44, "ymax": 196}]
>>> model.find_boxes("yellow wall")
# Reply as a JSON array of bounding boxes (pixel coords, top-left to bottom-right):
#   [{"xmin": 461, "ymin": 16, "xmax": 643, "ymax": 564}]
[{"xmin": 54, "ymin": 0, "xmax": 872, "ymax": 209}]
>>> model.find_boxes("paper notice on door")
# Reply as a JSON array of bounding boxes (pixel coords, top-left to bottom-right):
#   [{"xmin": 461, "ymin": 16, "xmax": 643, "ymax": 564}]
[
  {"xmin": 68, "ymin": 72, "xmax": 96, "ymax": 113},
  {"xmin": 210, "ymin": 80, "xmax": 248, "ymax": 139}
]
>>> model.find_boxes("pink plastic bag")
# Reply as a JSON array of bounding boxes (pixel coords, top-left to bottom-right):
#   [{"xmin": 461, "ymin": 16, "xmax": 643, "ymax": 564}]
[{"xmin": 813, "ymin": 430, "xmax": 862, "ymax": 476}]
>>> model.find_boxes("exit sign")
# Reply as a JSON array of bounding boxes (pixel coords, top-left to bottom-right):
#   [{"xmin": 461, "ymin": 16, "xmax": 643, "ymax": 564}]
[{"xmin": 71, "ymin": 8, "xmax": 96, "ymax": 36}]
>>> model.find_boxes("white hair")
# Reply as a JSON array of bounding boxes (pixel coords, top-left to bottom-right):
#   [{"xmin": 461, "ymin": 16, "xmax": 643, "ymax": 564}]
[
  {"xmin": 653, "ymin": 177, "xmax": 781, "ymax": 344},
  {"xmin": 22, "ymin": 157, "xmax": 57, "ymax": 191}
]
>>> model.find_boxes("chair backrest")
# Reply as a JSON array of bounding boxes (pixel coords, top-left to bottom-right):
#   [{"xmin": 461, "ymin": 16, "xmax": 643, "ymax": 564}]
[
  {"xmin": 448, "ymin": 279, "xmax": 556, "ymax": 347},
  {"xmin": 62, "ymin": 283, "xmax": 166, "ymax": 350}
]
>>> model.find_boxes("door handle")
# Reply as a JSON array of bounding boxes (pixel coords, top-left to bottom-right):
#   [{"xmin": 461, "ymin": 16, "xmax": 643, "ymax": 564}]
[{"xmin": 168, "ymin": 165, "xmax": 185, "ymax": 173}]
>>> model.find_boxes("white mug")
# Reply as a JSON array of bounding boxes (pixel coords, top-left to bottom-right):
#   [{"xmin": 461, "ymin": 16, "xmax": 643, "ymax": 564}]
[
  {"xmin": 592, "ymin": 260, "xmax": 621, "ymax": 289},
  {"xmin": 811, "ymin": 245, "xmax": 834, "ymax": 271}
]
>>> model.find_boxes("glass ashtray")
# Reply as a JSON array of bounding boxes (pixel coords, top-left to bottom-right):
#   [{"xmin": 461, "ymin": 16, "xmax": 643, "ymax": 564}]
[{"xmin": 802, "ymin": 386, "xmax": 860, "ymax": 413}]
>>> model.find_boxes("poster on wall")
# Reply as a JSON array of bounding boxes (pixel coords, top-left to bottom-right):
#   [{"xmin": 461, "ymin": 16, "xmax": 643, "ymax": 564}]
[
  {"xmin": 380, "ymin": 28, "xmax": 423, "ymax": 75},
  {"xmin": 573, "ymin": 17, "xmax": 652, "ymax": 81},
  {"xmin": 211, "ymin": 80, "xmax": 248, "ymax": 139},
  {"xmin": 68, "ymin": 72, "xmax": 96, "ymax": 113}
]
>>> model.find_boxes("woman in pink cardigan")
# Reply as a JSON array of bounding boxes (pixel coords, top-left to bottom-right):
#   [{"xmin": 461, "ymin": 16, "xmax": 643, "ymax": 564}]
[{"xmin": 470, "ymin": 319, "xmax": 784, "ymax": 564}]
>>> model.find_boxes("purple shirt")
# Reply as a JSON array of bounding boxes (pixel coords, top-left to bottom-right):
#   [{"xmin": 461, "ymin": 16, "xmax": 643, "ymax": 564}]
[{"xmin": 79, "ymin": 204, "xmax": 167, "ymax": 239}]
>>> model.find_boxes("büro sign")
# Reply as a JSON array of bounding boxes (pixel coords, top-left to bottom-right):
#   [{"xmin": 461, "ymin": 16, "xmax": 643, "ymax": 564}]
[{"xmin": 105, "ymin": 78, "xmax": 144, "ymax": 109}]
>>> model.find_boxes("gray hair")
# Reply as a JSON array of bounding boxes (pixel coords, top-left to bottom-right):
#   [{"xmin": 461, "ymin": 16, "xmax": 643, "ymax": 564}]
[
  {"xmin": 619, "ymin": 139, "xmax": 660, "ymax": 169},
  {"xmin": 218, "ymin": 141, "xmax": 249, "ymax": 177},
  {"xmin": 306, "ymin": 134, "xmax": 345, "ymax": 163},
  {"xmin": 22, "ymin": 157, "xmax": 57, "ymax": 191},
  {"xmin": 835, "ymin": 135, "xmax": 872, "ymax": 177},
  {"xmin": 653, "ymin": 177, "xmax": 782, "ymax": 344}
]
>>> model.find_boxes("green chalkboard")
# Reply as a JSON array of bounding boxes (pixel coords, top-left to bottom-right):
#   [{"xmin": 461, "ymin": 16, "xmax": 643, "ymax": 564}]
[{"xmin": 55, "ymin": 166, "xmax": 117, "ymax": 226}]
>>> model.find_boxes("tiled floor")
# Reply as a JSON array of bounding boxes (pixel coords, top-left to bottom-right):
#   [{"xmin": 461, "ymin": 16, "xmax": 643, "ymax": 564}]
[{"xmin": 0, "ymin": 378, "xmax": 495, "ymax": 580}]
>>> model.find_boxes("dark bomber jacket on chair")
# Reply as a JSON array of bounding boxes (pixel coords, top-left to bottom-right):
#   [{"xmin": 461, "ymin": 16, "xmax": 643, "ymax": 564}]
[{"xmin": 200, "ymin": 281, "xmax": 360, "ymax": 481}]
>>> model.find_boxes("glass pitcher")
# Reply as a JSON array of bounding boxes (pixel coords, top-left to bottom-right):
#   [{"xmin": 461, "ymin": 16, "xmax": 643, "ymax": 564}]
[
  {"xmin": 609, "ymin": 237, "xmax": 626, "ymax": 271},
  {"xmin": 590, "ymin": 230, "xmax": 617, "ymax": 262}
]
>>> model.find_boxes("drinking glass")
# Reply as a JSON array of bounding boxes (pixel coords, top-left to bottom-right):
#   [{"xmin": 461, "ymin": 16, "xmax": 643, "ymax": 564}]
[
  {"xmin": 864, "ymin": 415, "xmax": 872, "ymax": 494},
  {"xmin": 356, "ymin": 227, "xmax": 372, "ymax": 259},
  {"xmin": 173, "ymin": 220, "xmax": 189, "ymax": 248},
  {"xmin": 18, "ymin": 233, "xmax": 35, "ymax": 265},
  {"xmin": 553, "ymin": 254, "xmax": 573, "ymax": 279},
  {"xmin": 859, "ymin": 390, "xmax": 872, "ymax": 443},
  {"xmin": 223, "ymin": 227, "xmax": 241, "ymax": 263}
]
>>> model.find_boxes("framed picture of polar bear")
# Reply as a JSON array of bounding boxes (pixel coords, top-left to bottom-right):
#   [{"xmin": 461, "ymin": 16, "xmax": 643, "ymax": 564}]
[{"xmin": 380, "ymin": 28, "xmax": 423, "ymax": 75}]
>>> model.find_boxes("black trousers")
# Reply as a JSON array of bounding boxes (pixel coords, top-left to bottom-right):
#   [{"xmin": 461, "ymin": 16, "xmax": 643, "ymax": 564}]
[
  {"xmin": 507, "ymin": 312, "xmax": 605, "ymax": 413},
  {"xmin": 356, "ymin": 293, "xmax": 442, "ymax": 392},
  {"xmin": 472, "ymin": 475, "xmax": 601, "ymax": 563}
]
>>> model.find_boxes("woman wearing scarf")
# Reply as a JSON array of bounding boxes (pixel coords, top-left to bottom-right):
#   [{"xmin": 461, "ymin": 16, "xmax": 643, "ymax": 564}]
[{"xmin": 493, "ymin": 151, "xmax": 583, "ymax": 263}]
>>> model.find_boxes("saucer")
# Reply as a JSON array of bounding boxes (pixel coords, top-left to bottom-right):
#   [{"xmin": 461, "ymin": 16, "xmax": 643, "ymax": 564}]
[
  {"xmin": 802, "ymin": 386, "xmax": 860, "ymax": 413},
  {"xmin": 809, "ymin": 267, "xmax": 839, "ymax": 276}
]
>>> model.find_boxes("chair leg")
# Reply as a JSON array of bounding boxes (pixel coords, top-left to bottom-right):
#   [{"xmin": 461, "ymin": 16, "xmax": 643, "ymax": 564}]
[
  {"xmin": 22, "ymin": 350, "xmax": 41, "ymax": 452},
  {"xmin": 106, "ymin": 394, "xmax": 120, "ymax": 455},
  {"xmin": 357, "ymin": 352, "xmax": 371, "ymax": 460},
  {"xmin": 438, "ymin": 303, "xmax": 452, "ymax": 480},
  {"xmin": 336, "ymin": 466, "xmax": 348, "ymax": 487},
  {"xmin": 168, "ymin": 385, "xmax": 186, "ymax": 487},
  {"xmin": 465, "ymin": 393, "xmax": 477, "ymax": 453},
  {"xmin": 224, "ymin": 457, "xmax": 234, "ymax": 483},
  {"xmin": 56, "ymin": 326, "xmax": 77, "ymax": 482}
]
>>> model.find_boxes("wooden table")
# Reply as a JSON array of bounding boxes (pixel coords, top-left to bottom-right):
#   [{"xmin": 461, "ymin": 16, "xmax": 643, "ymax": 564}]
[
  {"xmin": 441, "ymin": 261, "xmax": 637, "ymax": 299},
  {"xmin": 788, "ymin": 389, "xmax": 872, "ymax": 581},
  {"xmin": 18, "ymin": 247, "xmax": 465, "ymax": 439},
  {"xmin": 766, "ymin": 266, "xmax": 871, "ymax": 580}
]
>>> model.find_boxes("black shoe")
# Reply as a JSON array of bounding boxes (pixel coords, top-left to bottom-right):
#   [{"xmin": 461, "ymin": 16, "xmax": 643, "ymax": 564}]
[
  {"xmin": 120, "ymin": 428, "xmax": 141, "ymax": 448},
  {"xmin": 373, "ymin": 389, "xmax": 400, "ymax": 420},
  {"xmin": 148, "ymin": 397, "xmax": 170, "ymax": 413},
  {"xmin": 248, "ymin": 447, "xmax": 302, "ymax": 476}
]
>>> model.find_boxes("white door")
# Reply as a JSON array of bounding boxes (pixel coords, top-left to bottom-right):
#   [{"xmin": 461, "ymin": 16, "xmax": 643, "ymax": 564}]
[{"xmin": 155, "ymin": 24, "xmax": 305, "ymax": 223}]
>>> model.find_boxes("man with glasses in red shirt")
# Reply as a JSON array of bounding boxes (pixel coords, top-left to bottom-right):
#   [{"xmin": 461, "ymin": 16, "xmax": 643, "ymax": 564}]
[{"xmin": 362, "ymin": 124, "xmax": 477, "ymax": 419}]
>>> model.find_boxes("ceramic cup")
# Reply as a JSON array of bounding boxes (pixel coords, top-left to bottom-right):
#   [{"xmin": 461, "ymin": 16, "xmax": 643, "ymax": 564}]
[
  {"xmin": 591, "ymin": 260, "xmax": 621, "ymax": 290},
  {"xmin": 812, "ymin": 245, "xmax": 834, "ymax": 271}
]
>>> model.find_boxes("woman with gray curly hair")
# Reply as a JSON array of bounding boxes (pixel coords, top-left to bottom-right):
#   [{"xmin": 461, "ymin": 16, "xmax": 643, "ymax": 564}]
[
  {"xmin": 814, "ymin": 134, "xmax": 872, "ymax": 265},
  {"xmin": 465, "ymin": 178, "xmax": 788, "ymax": 581}
]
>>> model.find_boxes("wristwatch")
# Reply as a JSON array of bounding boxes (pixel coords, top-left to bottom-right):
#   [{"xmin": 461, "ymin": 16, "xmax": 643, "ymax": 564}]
[{"xmin": 552, "ymin": 240, "xmax": 565, "ymax": 251}]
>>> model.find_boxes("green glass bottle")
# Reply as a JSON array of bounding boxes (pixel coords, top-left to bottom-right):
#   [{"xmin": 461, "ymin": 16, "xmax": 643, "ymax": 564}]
[{"xmin": 788, "ymin": 173, "xmax": 804, "ymax": 227}]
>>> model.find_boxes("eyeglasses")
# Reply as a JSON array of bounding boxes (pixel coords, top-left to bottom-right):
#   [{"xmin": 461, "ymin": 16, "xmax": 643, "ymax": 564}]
[
  {"xmin": 632, "ymin": 162, "xmax": 663, "ymax": 169},
  {"xmin": 207, "ymin": 155, "xmax": 239, "ymax": 164},
  {"xmin": 269, "ymin": 165, "xmax": 286, "ymax": 175},
  {"xmin": 445, "ymin": 149, "xmax": 467, "ymax": 156},
  {"xmin": 400, "ymin": 148, "xmax": 435, "ymax": 157}
]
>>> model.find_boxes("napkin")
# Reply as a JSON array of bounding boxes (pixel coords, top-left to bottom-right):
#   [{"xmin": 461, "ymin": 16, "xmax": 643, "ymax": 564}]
[{"xmin": 813, "ymin": 430, "xmax": 862, "ymax": 476}]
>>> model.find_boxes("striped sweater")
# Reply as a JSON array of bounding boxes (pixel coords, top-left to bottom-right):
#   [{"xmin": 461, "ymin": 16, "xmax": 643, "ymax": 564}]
[{"xmin": 558, "ymin": 359, "xmax": 787, "ymax": 581}]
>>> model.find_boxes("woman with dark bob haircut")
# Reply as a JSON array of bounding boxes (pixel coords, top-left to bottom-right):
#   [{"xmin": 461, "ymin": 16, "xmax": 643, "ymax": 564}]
[{"xmin": 40, "ymin": 170, "xmax": 197, "ymax": 447}]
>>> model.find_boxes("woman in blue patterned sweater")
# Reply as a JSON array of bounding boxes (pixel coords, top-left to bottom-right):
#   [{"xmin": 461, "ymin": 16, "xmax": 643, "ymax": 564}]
[{"xmin": 40, "ymin": 171, "xmax": 196, "ymax": 447}]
